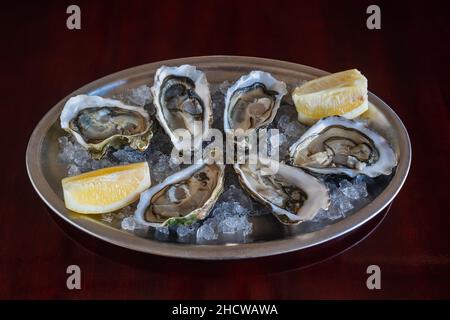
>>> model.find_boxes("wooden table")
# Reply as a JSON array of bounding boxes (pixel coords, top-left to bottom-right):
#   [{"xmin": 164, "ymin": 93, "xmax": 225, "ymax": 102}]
[{"xmin": 1, "ymin": 0, "xmax": 449, "ymax": 299}]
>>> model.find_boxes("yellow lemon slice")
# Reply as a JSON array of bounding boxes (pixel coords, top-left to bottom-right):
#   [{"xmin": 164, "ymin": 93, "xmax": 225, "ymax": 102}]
[
  {"xmin": 62, "ymin": 162, "xmax": 151, "ymax": 214},
  {"xmin": 292, "ymin": 69, "xmax": 368, "ymax": 125}
]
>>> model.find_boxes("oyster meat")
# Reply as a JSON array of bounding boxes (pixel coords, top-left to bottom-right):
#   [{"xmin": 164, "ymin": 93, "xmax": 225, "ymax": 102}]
[
  {"xmin": 234, "ymin": 158, "xmax": 329, "ymax": 224},
  {"xmin": 134, "ymin": 162, "xmax": 224, "ymax": 227},
  {"xmin": 151, "ymin": 65, "xmax": 212, "ymax": 150},
  {"xmin": 289, "ymin": 116, "xmax": 397, "ymax": 177},
  {"xmin": 60, "ymin": 95, "xmax": 152, "ymax": 159},
  {"xmin": 224, "ymin": 71, "xmax": 287, "ymax": 132}
]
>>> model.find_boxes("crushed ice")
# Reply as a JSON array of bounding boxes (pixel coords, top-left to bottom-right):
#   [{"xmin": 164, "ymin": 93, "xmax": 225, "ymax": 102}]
[
  {"xmin": 171, "ymin": 185, "xmax": 254, "ymax": 243},
  {"xmin": 313, "ymin": 175, "xmax": 370, "ymax": 222},
  {"xmin": 147, "ymin": 150, "xmax": 181, "ymax": 183},
  {"xmin": 113, "ymin": 85, "xmax": 152, "ymax": 107},
  {"xmin": 58, "ymin": 136, "xmax": 116, "ymax": 175},
  {"xmin": 272, "ymin": 105, "xmax": 307, "ymax": 160}
]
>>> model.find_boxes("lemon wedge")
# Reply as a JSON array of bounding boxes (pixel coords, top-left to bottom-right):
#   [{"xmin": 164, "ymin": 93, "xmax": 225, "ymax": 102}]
[
  {"xmin": 292, "ymin": 69, "xmax": 368, "ymax": 125},
  {"xmin": 62, "ymin": 162, "xmax": 151, "ymax": 214}
]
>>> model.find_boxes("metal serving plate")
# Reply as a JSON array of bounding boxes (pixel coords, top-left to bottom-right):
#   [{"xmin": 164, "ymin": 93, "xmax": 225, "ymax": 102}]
[{"xmin": 26, "ymin": 56, "xmax": 411, "ymax": 259}]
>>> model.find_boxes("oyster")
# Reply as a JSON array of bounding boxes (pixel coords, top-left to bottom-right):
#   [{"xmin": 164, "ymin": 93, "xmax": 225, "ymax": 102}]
[
  {"xmin": 289, "ymin": 116, "xmax": 397, "ymax": 177},
  {"xmin": 60, "ymin": 95, "xmax": 152, "ymax": 159},
  {"xmin": 151, "ymin": 65, "xmax": 212, "ymax": 150},
  {"xmin": 134, "ymin": 162, "xmax": 224, "ymax": 227},
  {"xmin": 224, "ymin": 71, "xmax": 287, "ymax": 132},
  {"xmin": 234, "ymin": 158, "xmax": 329, "ymax": 224}
]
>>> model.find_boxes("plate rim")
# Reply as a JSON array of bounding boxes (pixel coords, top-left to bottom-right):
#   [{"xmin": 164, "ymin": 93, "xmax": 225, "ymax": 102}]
[{"xmin": 26, "ymin": 55, "xmax": 412, "ymax": 260}]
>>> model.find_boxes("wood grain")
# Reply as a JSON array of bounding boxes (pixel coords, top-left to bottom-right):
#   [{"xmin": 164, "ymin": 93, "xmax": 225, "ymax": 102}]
[{"xmin": 1, "ymin": 0, "xmax": 449, "ymax": 299}]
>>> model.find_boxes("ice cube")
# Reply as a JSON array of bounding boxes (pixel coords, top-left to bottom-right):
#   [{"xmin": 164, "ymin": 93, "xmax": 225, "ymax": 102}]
[
  {"xmin": 353, "ymin": 175, "xmax": 369, "ymax": 198},
  {"xmin": 219, "ymin": 216, "xmax": 240, "ymax": 233},
  {"xmin": 149, "ymin": 152, "xmax": 180, "ymax": 183},
  {"xmin": 323, "ymin": 185, "xmax": 354, "ymax": 219},
  {"xmin": 176, "ymin": 225, "xmax": 190, "ymax": 238},
  {"xmin": 112, "ymin": 147, "xmax": 147, "ymax": 163},
  {"xmin": 156, "ymin": 226, "xmax": 169, "ymax": 235},
  {"xmin": 312, "ymin": 208, "xmax": 330, "ymax": 222},
  {"xmin": 197, "ymin": 223, "xmax": 218, "ymax": 240},
  {"xmin": 339, "ymin": 179, "xmax": 360, "ymax": 200},
  {"xmin": 195, "ymin": 196, "xmax": 253, "ymax": 241},
  {"xmin": 176, "ymin": 223, "xmax": 198, "ymax": 238},
  {"xmin": 234, "ymin": 203, "xmax": 248, "ymax": 216},
  {"xmin": 326, "ymin": 205, "xmax": 344, "ymax": 220},
  {"xmin": 338, "ymin": 197, "xmax": 354, "ymax": 214},
  {"xmin": 220, "ymin": 185, "xmax": 253, "ymax": 211},
  {"xmin": 127, "ymin": 85, "xmax": 152, "ymax": 107},
  {"xmin": 67, "ymin": 164, "xmax": 81, "ymax": 176},
  {"xmin": 242, "ymin": 221, "xmax": 253, "ymax": 236},
  {"xmin": 121, "ymin": 217, "xmax": 136, "ymax": 231},
  {"xmin": 154, "ymin": 226, "xmax": 170, "ymax": 241}
]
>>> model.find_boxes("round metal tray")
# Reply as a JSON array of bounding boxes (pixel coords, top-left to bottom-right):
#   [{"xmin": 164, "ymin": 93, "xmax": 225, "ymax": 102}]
[{"xmin": 26, "ymin": 56, "xmax": 411, "ymax": 259}]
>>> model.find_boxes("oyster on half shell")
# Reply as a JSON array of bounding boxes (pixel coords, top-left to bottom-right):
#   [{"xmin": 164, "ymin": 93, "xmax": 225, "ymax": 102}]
[
  {"xmin": 60, "ymin": 95, "xmax": 153, "ymax": 159},
  {"xmin": 289, "ymin": 116, "xmax": 398, "ymax": 177},
  {"xmin": 234, "ymin": 158, "xmax": 329, "ymax": 224},
  {"xmin": 134, "ymin": 162, "xmax": 224, "ymax": 227},
  {"xmin": 151, "ymin": 65, "xmax": 212, "ymax": 151},
  {"xmin": 224, "ymin": 71, "xmax": 287, "ymax": 132}
]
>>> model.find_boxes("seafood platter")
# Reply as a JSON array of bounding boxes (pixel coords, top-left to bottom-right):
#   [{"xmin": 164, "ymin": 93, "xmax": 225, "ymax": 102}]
[{"xmin": 26, "ymin": 56, "xmax": 411, "ymax": 259}]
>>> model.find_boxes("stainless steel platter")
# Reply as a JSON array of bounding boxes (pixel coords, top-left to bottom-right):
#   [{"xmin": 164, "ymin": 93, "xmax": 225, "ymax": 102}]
[{"xmin": 26, "ymin": 56, "xmax": 411, "ymax": 259}]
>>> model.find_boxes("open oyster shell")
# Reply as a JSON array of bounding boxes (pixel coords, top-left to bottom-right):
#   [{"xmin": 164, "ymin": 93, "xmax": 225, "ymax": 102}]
[
  {"xmin": 289, "ymin": 116, "xmax": 398, "ymax": 177},
  {"xmin": 151, "ymin": 65, "xmax": 212, "ymax": 151},
  {"xmin": 224, "ymin": 71, "xmax": 287, "ymax": 132},
  {"xmin": 60, "ymin": 95, "xmax": 153, "ymax": 159},
  {"xmin": 134, "ymin": 161, "xmax": 224, "ymax": 228},
  {"xmin": 234, "ymin": 158, "xmax": 329, "ymax": 224}
]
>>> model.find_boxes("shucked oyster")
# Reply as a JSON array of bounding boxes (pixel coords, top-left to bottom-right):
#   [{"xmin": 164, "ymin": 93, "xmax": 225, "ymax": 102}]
[
  {"xmin": 234, "ymin": 158, "xmax": 329, "ymax": 224},
  {"xmin": 224, "ymin": 71, "xmax": 287, "ymax": 132},
  {"xmin": 134, "ymin": 162, "xmax": 224, "ymax": 227},
  {"xmin": 60, "ymin": 95, "xmax": 153, "ymax": 159},
  {"xmin": 289, "ymin": 116, "xmax": 397, "ymax": 177},
  {"xmin": 151, "ymin": 65, "xmax": 212, "ymax": 151}
]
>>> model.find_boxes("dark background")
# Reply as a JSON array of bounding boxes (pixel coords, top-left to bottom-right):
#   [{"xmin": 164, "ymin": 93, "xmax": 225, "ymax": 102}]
[{"xmin": 1, "ymin": 0, "xmax": 449, "ymax": 299}]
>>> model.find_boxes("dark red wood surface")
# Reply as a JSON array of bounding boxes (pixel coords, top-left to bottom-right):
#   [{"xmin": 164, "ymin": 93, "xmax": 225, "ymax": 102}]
[{"xmin": 1, "ymin": 0, "xmax": 449, "ymax": 299}]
